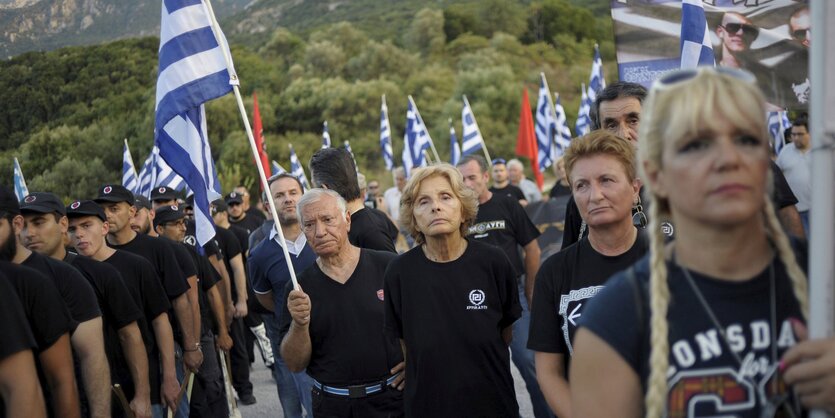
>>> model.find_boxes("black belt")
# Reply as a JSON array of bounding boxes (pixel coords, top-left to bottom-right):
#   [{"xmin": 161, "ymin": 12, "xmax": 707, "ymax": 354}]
[{"xmin": 312, "ymin": 374, "xmax": 400, "ymax": 399}]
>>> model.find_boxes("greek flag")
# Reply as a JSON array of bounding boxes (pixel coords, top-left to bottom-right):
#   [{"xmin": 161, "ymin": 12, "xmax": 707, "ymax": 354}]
[
  {"xmin": 449, "ymin": 120, "xmax": 461, "ymax": 166},
  {"xmin": 289, "ymin": 145, "xmax": 310, "ymax": 190},
  {"xmin": 13, "ymin": 158, "xmax": 28, "ymax": 201},
  {"xmin": 587, "ymin": 44, "xmax": 606, "ymax": 103},
  {"xmin": 379, "ymin": 95, "xmax": 394, "ymax": 171},
  {"xmin": 402, "ymin": 96, "xmax": 433, "ymax": 177},
  {"xmin": 575, "ymin": 83, "xmax": 592, "ymax": 136},
  {"xmin": 460, "ymin": 95, "xmax": 484, "ymax": 156},
  {"xmin": 767, "ymin": 111, "xmax": 791, "ymax": 156},
  {"xmin": 553, "ymin": 94, "xmax": 573, "ymax": 153},
  {"xmin": 680, "ymin": 0, "xmax": 715, "ymax": 68},
  {"xmin": 152, "ymin": 145, "xmax": 187, "ymax": 192},
  {"xmin": 137, "ymin": 151, "xmax": 155, "ymax": 198},
  {"xmin": 154, "ymin": 0, "xmax": 236, "ymax": 246},
  {"xmin": 122, "ymin": 140, "xmax": 140, "ymax": 193},
  {"xmin": 271, "ymin": 160, "xmax": 286, "ymax": 176},
  {"xmin": 535, "ymin": 73, "xmax": 558, "ymax": 171},
  {"xmin": 343, "ymin": 140, "xmax": 359, "ymax": 173},
  {"xmin": 322, "ymin": 121, "xmax": 332, "ymax": 149}
]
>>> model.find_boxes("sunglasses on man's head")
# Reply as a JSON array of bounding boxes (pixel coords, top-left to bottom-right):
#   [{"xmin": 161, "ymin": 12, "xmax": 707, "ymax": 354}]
[{"xmin": 721, "ymin": 23, "xmax": 760, "ymax": 38}]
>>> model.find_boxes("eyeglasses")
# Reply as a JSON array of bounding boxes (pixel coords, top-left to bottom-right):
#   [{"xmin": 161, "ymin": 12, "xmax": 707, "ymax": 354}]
[
  {"xmin": 791, "ymin": 28, "xmax": 810, "ymax": 42},
  {"xmin": 491, "ymin": 158, "xmax": 506, "ymax": 165},
  {"xmin": 653, "ymin": 67, "xmax": 757, "ymax": 91},
  {"xmin": 721, "ymin": 23, "xmax": 759, "ymax": 38}
]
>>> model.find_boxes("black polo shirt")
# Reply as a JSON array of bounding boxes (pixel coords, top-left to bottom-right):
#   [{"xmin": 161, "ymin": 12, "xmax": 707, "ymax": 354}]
[{"xmin": 22, "ymin": 251, "xmax": 101, "ymax": 332}]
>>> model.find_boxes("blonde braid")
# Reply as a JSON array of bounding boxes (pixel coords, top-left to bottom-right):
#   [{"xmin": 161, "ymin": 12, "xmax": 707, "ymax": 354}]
[
  {"xmin": 762, "ymin": 197, "xmax": 809, "ymax": 319},
  {"xmin": 644, "ymin": 201, "xmax": 671, "ymax": 418}
]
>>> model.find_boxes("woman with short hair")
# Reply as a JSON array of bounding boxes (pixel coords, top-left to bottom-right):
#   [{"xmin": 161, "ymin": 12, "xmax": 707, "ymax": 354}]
[
  {"xmin": 383, "ymin": 164, "xmax": 521, "ymax": 417},
  {"xmin": 528, "ymin": 130, "xmax": 648, "ymax": 417},
  {"xmin": 570, "ymin": 67, "xmax": 811, "ymax": 417}
]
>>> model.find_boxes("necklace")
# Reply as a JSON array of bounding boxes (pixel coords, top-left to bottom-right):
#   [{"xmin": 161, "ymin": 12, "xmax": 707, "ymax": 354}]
[{"xmin": 678, "ymin": 258, "xmax": 797, "ymax": 417}]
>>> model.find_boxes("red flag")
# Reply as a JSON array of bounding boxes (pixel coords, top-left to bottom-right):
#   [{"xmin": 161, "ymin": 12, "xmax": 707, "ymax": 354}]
[
  {"xmin": 515, "ymin": 88, "xmax": 543, "ymax": 190},
  {"xmin": 252, "ymin": 92, "xmax": 270, "ymax": 188}
]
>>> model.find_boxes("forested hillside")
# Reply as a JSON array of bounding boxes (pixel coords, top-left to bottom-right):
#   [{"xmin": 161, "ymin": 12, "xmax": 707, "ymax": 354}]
[{"xmin": 1, "ymin": 0, "xmax": 616, "ymax": 200}]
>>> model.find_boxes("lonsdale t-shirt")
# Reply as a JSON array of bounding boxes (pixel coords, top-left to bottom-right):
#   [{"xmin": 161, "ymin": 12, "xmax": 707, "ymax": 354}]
[{"xmin": 467, "ymin": 194, "xmax": 540, "ymax": 277}]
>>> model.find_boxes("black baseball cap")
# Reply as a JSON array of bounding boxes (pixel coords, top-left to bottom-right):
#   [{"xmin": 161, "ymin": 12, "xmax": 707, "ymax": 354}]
[
  {"xmin": 225, "ymin": 192, "xmax": 243, "ymax": 205},
  {"xmin": 154, "ymin": 205, "xmax": 185, "ymax": 227},
  {"xmin": 134, "ymin": 195, "xmax": 152, "ymax": 210},
  {"xmin": 0, "ymin": 185, "xmax": 20, "ymax": 215},
  {"xmin": 20, "ymin": 192, "xmax": 66, "ymax": 216},
  {"xmin": 151, "ymin": 186, "xmax": 177, "ymax": 202},
  {"xmin": 185, "ymin": 194, "xmax": 194, "ymax": 209},
  {"xmin": 66, "ymin": 200, "xmax": 106, "ymax": 222},
  {"xmin": 211, "ymin": 199, "xmax": 228, "ymax": 214},
  {"xmin": 94, "ymin": 184, "xmax": 134, "ymax": 204}
]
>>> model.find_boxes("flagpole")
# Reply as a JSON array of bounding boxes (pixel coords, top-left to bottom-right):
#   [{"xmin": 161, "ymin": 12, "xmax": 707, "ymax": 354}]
[
  {"xmin": 202, "ymin": 0, "xmax": 299, "ymax": 290},
  {"xmin": 462, "ymin": 95, "xmax": 493, "ymax": 165},
  {"xmin": 409, "ymin": 96, "xmax": 441, "ymax": 163}
]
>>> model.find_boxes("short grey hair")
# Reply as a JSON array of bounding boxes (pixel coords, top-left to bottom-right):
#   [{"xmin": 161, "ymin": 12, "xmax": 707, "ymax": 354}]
[
  {"xmin": 506, "ymin": 158, "xmax": 524, "ymax": 171},
  {"xmin": 296, "ymin": 188, "xmax": 347, "ymax": 223}
]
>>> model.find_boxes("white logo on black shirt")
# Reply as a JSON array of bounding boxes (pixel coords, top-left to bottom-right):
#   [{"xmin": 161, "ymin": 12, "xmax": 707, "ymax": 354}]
[
  {"xmin": 467, "ymin": 289, "xmax": 487, "ymax": 310},
  {"xmin": 467, "ymin": 220, "xmax": 506, "ymax": 238},
  {"xmin": 559, "ymin": 285, "xmax": 605, "ymax": 354}
]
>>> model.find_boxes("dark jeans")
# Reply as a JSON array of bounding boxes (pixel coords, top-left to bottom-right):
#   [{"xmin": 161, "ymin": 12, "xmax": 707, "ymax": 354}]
[
  {"xmin": 312, "ymin": 385, "xmax": 404, "ymax": 418},
  {"xmin": 190, "ymin": 328, "xmax": 228, "ymax": 418},
  {"xmin": 229, "ymin": 317, "xmax": 253, "ymax": 396}
]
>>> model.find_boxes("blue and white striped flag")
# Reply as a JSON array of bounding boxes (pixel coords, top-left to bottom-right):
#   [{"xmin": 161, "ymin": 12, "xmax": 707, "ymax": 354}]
[
  {"xmin": 535, "ymin": 73, "xmax": 558, "ymax": 171},
  {"xmin": 767, "ymin": 111, "xmax": 791, "ymax": 156},
  {"xmin": 380, "ymin": 95, "xmax": 394, "ymax": 171},
  {"xmin": 680, "ymin": 0, "xmax": 715, "ymax": 68},
  {"xmin": 154, "ymin": 0, "xmax": 236, "ymax": 246},
  {"xmin": 343, "ymin": 140, "xmax": 359, "ymax": 173},
  {"xmin": 460, "ymin": 95, "xmax": 484, "ymax": 156},
  {"xmin": 575, "ymin": 83, "xmax": 592, "ymax": 136},
  {"xmin": 122, "ymin": 140, "xmax": 140, "ymax": 193},
  {"xmin": 13, "ymin": 157, "xmax": 28, "ymax": 202},
  {"xmin": 271, "ymin": 160, "xmax": 286, "ymax": 176},
  {"xmin": 153, "ymin": 145, "xmax": 187, "ymax": 192},
  {"xmin": 402, "ymin": 96, "xmax": 433, "ymax": 177},
  {"xmin": 449, "ymin": 120, "xmax": 461, "ymax": 166},
  {"xmin": 587, "ymin": 44, "xmax": 606, "ymax": 103},
  {"xmin": 289, "ymin": 145, "xmax": 310, "ymax": 190},
  {"xmin": 553, "ymin": 93, "xmax": 573, "ymax": 153},
  {"xmin": 137, "ymin": 151, "xmax": 155, "ymax": 198},
  {"xmin": 322, "ymin": 121, "xmax": 331, "ymax": 149}
]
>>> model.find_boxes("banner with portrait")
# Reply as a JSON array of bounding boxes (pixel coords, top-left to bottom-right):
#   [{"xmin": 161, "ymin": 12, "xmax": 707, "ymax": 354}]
[{"xmin": 610, "ymin": 0, "xmax": 810, "ymax": 110}]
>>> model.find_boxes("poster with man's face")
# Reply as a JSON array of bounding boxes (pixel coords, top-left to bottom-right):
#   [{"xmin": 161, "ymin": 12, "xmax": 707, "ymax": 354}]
[{"xmin": 610, "ymin": 0, "xmax": 810, "ymax": 111}]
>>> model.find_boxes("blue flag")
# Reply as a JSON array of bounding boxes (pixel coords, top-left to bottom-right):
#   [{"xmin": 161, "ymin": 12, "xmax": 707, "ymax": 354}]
[
  {"xmin": 535, "ymin": 73, "xmax": 558, "ymax": 171},
  {"xmin": 289, "ymin": 145, "xmax": 310, "ymax": 190},
  {"xmin": 575, "ymin": 83, "xmax": 592, "ymax": 136},
  {"xmin": 13, "ymin": 157, "xmax": 29, "ymax": 202},
  {"xmin": 137, "ymin": 150, "xmax": 155, "ymax": 198},
  {"xmin": 122, "ymin": 140, "xmax": 139, "ymax": 193},
  {"xmin": 449, "ymin": 121, "xmax": 461, "ymax": 166},
  {"xmin": 680, "ymin": 0, "xmax": 715, "ymax": 68},
  {"xmin": 343, "ymin": 140, "xmax": 359, "ymax": 173},
  {"xmin": 322, "ymin": 121, "xmax": 332, "ymax": 149},
  {"xmin": 460, "ymin": 96, "xmax": 484, "ymax": 156},
  {"xmin": 152, "ymin": 145, "xmax": 187, "ymax": 192},
  {"xmin": 154, "ymin": 0, "xmax": 235, "ymax": 246},
  {"xmin": 271, "ymin": 160, "xmax": 286, "ymax": 176},
  {"xmin": 380, "ymin": 95, "xmax": 394, "ymax": 171},
  {"xmin": 587, "ymin": 44, "xmax": 606, "ymax": 103},
  {"xmin": 553, "ymin": 94, "xmax": 573, "ymax": 153},
  {"xmin": 402, "ymin": 96, "xmax": 433, "ymax": 177},
  {"xmin": 767, "ymin": 111, "xmax": 791, "ymax": 156}
]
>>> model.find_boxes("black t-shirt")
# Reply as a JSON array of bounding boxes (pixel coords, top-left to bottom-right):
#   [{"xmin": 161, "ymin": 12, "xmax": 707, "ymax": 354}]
[
  {"xmin": 528, "ymin": 233, "xmax": 648, "ymax": 373},
  {"xmin": 181, "ymin": 243, "xmax": 220, "ymax": 329},
  {"xmin": 103, "ymin": 250, "xmax": 171, "ymax": 404},
  {"xmin": 0, "ymin": 261, "xmax": 72, "ymax": 353},
  {"xmin": 468, "ymin": 194, "xmax": 540, "ymax": 277},
  {"xmin": 384, "ymin": 240, "xmax": 521, "ymax": 417},
  {"xmin": 548, "ymin": 182, "xmax": 572, "ymax": 199},
  {"xmin": 0, "ymin": 271, "xmax": 36, "ymax": 359},
  {"xmin": 770, "ymin": 160, "xmax": 798, "ymax": 210},
  {"xmin": 348, "ymin": 207, "xmax": 398, "ymax": 253},
  {"xmin": 22, "ymin": 251, "xmax": 101, "ymax": 332},
  {"xmin": 230, "ymin": 213, "xmax": 263, "ymax": 236},
  {"xmin": 229, "ymin": 224, "xmax": 250, "ymax": 256},
  {"xmin": 213, "ymin": 226, "xmax": 244, "ymax": 302},
  {"xmin": 490, "ymin": 184, "xmax": 526, "ymax": 202},
  {"xmin": 64, "ymin": 252, "xmax": 143, "ymax": 383},
  {"xmin": 278, "ymin": 249, "xmax": 403, "ymax": 386},
  {"xmin": 110, "ymin": 233, "xmax": 189, "ymax": 300},
  {"xmin": 579, "ymin": 254, "xmax": 805, "ymax": 417},
  {"xmin": 245, "ymin": 207, "xmax": 267, "ymax": 225}
]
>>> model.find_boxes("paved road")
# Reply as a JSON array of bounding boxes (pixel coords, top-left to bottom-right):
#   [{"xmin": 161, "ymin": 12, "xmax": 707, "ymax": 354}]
[{"xmin": 238, "ymin": 356, "xmax": 535, "ymax": 417}]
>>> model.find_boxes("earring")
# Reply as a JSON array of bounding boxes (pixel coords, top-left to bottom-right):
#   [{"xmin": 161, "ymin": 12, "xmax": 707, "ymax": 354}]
[{"xmin": 632, "ymin": 196, "xmax": 647, "ymax": 229}]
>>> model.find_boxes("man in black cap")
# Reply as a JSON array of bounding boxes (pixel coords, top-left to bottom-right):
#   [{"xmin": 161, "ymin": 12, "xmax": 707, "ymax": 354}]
[
  {"xmin": 17, "ymin": 192, "xmax": 111, "ymax": 418},
  {"xmin": 94, "ymin": 184, "xmax": 201, "ymax": 414},
  {"xmin": 131, "ymin": 195, "xmax": 155, "ymax": 236},
  {"xmin": 67, "ymin": 200, "xmax": 173, "ymax": 418},
  {"xmin": 150, "ymin": 187, "xmax": 178, "ymax": 209},
  {"xmin": 226, "ymin": 191, "xmax": 263, "ymax": 235},
  {"xmin": 154, "ymin": 205, "xmax": 232, "ymax": 418},
  {"xmin": 0, "ymin": 186, "xmax": 79, "ymax": 418},
  {"xmin": 233, "ymin": 185, "xmax": 266, "ymax": 225}
]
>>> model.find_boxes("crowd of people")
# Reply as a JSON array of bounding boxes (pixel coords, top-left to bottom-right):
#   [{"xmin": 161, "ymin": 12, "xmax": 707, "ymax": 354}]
[{"xmin": 1, "ymin": 66, "xmax": 833, "ymax": 418}]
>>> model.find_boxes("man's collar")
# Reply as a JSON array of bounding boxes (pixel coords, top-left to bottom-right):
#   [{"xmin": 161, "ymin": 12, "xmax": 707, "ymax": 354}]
[{"xmin": 270, "ymin": 227, "xmax": 307, "ymax": 255}]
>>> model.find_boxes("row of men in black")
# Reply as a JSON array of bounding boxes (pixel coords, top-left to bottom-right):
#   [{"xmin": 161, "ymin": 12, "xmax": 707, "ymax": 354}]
[{"xmin": 0, "ymin": 182, "xmax": 254, "ymax": 418}]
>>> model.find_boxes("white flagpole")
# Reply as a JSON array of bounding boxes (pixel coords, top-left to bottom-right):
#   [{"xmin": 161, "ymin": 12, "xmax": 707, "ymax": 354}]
[
  {"xmin": 202, "ymin": 0, "xmax": 299, "ymax": 290},
  {"xmin": 409, "ymin": 96, "xmax": 441, "ymax": 163},
  {"xmin": 462, "ymin": 95, "xmax": 493, "ymax": 165}
]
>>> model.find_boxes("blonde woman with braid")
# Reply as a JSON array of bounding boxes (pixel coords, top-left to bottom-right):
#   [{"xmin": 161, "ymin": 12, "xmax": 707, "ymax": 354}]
[{"xmin": 570, "ymin": 67, "xmax": 811, "ymax": 417}]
